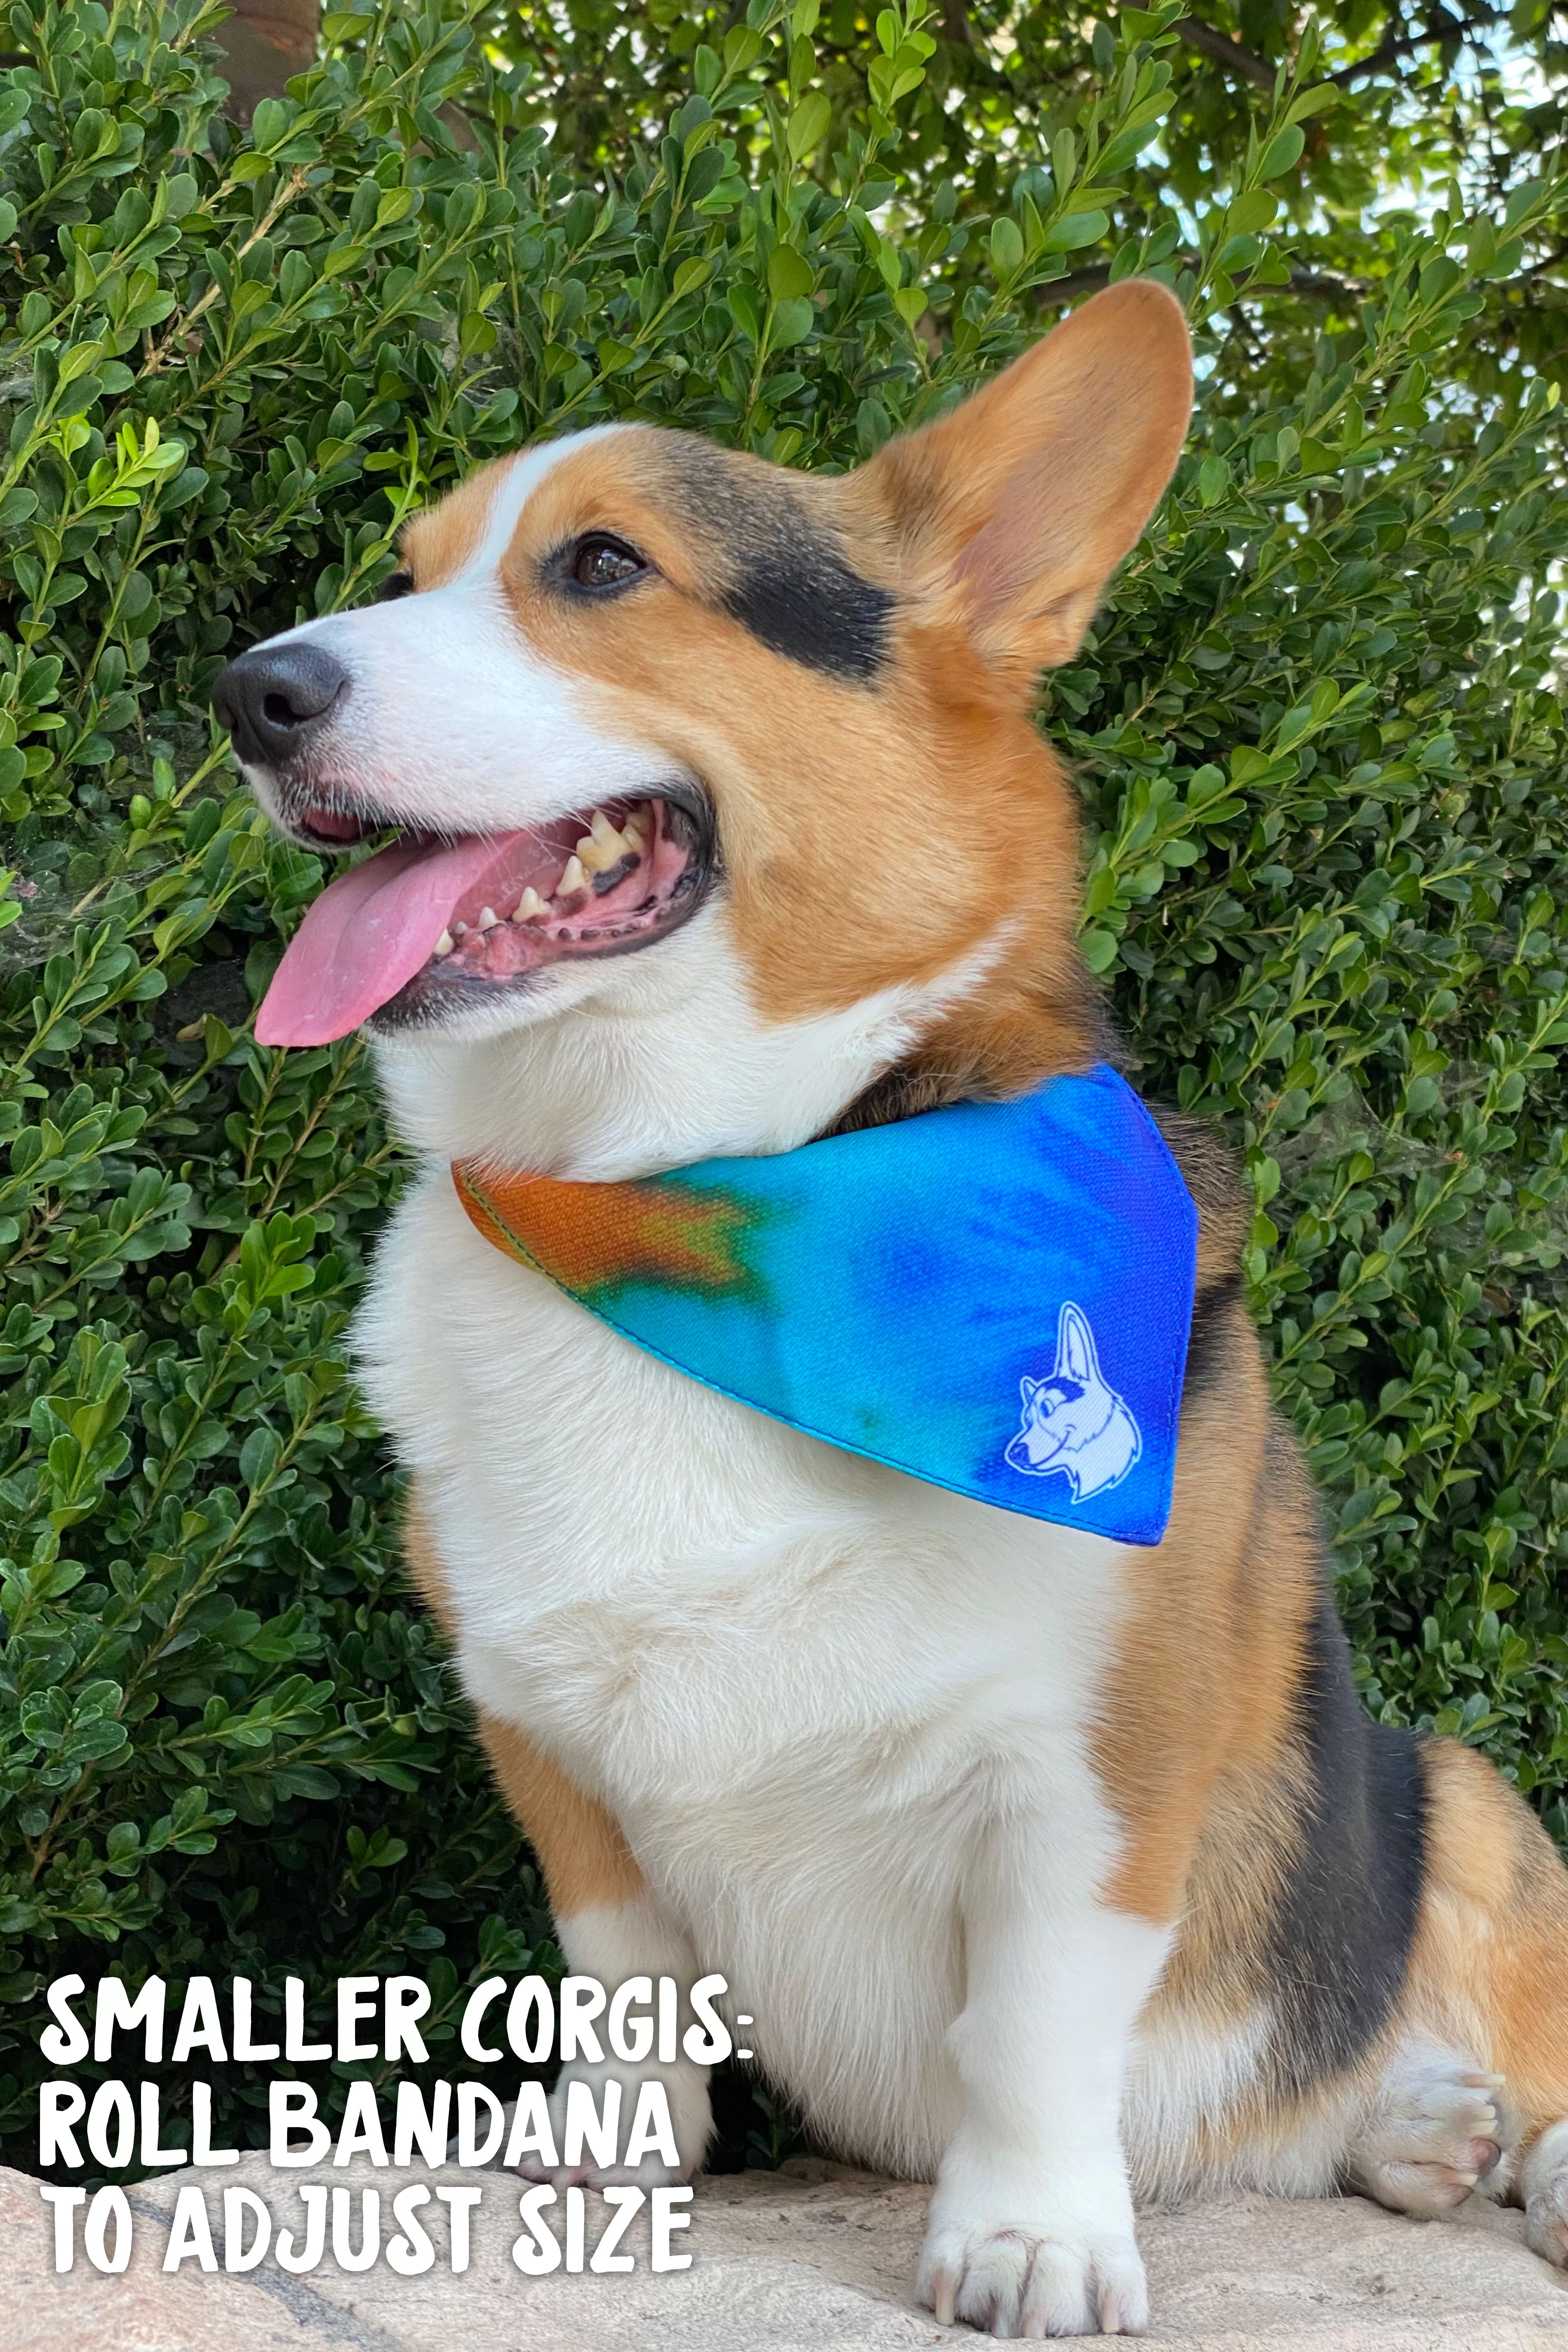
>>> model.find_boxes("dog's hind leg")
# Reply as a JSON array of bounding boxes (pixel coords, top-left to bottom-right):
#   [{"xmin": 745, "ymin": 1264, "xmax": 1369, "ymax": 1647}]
[
  {"xmin": 1355, "ymin": 1736, "xmax": 1568, "ymax": 2262},
  {"xmin": 404, "ymin": 1486, "xmax": 715, "ymax": 2183}
]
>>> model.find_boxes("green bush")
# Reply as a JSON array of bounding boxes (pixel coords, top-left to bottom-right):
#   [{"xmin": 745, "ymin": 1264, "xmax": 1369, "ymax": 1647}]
[{"xmin": 2, "ymin": 0, "xmax": 1568, "ymax": 2172}]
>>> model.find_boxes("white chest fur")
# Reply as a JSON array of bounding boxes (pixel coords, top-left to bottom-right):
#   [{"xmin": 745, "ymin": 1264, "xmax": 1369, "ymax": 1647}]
[{"xmin": 357, "ymin": 1164, "xmax": 1137, "ymax": 2172}]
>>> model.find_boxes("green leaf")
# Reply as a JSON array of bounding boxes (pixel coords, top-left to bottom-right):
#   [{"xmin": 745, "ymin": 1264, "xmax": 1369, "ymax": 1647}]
[
  {"xmin": 1258, "ymin": 124, "xmax": 1306, "ymax": 179},
  {"xmin": 57, "ymin": 340, "xmax": 105, "ymax": 386},
  {"xmin": 729, "ymin": 283, "xmax": 764, "ymax": 343},
  {"xmin": 767, "ymin": 244, "xmax": 815, "ymax": 302},
  {"xmin": 1227, "ymin": 189, "xmax": 1278, "ymax": 234},
  {"xmin": 1039, "ymin": 208, "xmax": 1108, "ymax": 253},
  {"xmin": 770, "ymin": 295, "xmax": 815, "ymax": 349},
  {"xmin": 990, "ymin": 215, "xmax": 1025, "ymax": 276},
  {"xmin": 251, "ymin": 98, "xmax": 291, "ymax": 152},
  {"xmin": 1419, "ymin": 254, "xmax": 1463, "ymax": 304},
  {"xmin": 786, "ymin": 93, "xmax": 831, "ymax": 162}
]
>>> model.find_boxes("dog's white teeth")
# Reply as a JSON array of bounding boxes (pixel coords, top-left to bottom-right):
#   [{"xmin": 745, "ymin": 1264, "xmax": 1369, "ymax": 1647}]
[
  {"xmin": 576, "ymin": 809, "xmax": 633, "ymax": 875},
  {"xmin": 557, "ymin": 854, "xmax": 587, "ymax": 898},
  {"xmin": 453, "ymin": 921, "xmax": 469, "ymax": 937},
  {"xmin": 512, "ymin": 887, "xmax": 547, "ymax": 924},
  {"xmin": 433, "ymin": 929, "xmax": 455, "ymax": 958},
  {"xmin": 478, "ymin": 906, "xmax": 500, "ymax": 931}
]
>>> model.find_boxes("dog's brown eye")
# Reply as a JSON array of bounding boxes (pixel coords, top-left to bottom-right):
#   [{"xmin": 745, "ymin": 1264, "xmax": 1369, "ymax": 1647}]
[
  {"xmin": 573, "ymin": 536, "xmax": 645, "ymax": 591},
  {"xmin": 375, "ymin": 568, "xmax": 415, "ymax": 603}
]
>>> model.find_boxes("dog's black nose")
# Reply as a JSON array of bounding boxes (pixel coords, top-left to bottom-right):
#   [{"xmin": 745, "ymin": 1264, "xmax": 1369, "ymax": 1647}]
[{"xmin": 213, "ymin": 641, "xmax": 348, "ymax": 768}]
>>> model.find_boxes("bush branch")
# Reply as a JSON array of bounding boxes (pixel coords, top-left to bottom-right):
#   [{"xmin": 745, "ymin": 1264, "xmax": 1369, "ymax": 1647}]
[
  {"xmin": 1329, "ymin": 4, "xmax": 1507, "ymax": 86},
  {"xmin": 1175, "ymin": 15, "xmax": 1277, "ymax": 91}
]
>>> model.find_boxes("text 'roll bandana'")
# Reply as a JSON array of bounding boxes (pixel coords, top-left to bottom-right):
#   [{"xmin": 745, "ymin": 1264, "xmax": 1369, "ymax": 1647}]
[{"xmin": 453, "ymin": 1064, "xmax": 1197, "ymax": 1546}]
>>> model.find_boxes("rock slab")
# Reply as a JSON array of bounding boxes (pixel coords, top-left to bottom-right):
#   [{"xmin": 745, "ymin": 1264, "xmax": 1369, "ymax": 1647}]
[{"xmin": 3, "ymin": 2155, "xmax": 1567, "ymax": 2351}]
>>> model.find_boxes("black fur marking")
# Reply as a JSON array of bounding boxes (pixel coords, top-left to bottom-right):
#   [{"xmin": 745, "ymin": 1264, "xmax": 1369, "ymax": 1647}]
[
  {"xmin": 720, "ymin": 533, "xmax": 893, "ymax": 683},
  {"xmin": 1265, "ymin": 1565, "xmax": 1428, "ymax": 2095},
  {"xmin": 1181, "ymin": 1273, "xmax": 1242, "ymax": 1408},
  {"xmin": 664, "ymin": 447, "xmax": 893, "ymax": 683}
]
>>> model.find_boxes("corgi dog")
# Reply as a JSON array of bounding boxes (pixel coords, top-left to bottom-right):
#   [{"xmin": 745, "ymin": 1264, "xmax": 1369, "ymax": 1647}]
[
  {"xmin": 1007, "ymin": 1303, "xmax": 1142, "ymax": 1499},
  {"xmin": 216, "ymin": 282, "xmax": 1568, "ymax": 2340}
]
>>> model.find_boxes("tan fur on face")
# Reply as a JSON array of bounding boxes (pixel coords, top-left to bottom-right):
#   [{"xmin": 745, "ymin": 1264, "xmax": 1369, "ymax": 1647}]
[
  {"xmin": 401, "ymin": 452, "xmax": 529, "ymax": 588},
  {"xmin": 392, "ymin": 285, "xmax": 1192, "ymax": 1097},
  {"xmin": 485, "ymin": 433, "xmax": 1093, "ymax": 1064},
  {"xmin": 522, "ymin": 459, "xmax": 1100, "ymax": 1049}
]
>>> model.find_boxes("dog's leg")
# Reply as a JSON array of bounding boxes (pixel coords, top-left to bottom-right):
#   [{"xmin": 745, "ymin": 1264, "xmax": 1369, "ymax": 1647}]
[
  {"xmin": 473, "ymin": 1710, "xmax": 715, "ymax": 2184},
  {"xmin": 403, "ymin": 1488, "xmax": 713, "ymax": 2182},
  {"xmin": 916, "ymin": 1818, "xmax": 1170, "ymax": 2339},
  {"xmin": 1381, "ymin": 1737, "xmax": 1568, "ymax": 2267}
]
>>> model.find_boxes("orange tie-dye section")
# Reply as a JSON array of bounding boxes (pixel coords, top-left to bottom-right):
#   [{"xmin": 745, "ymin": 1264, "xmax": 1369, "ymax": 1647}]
[{"xmin": 453, "ymin": 1159, "xmax": 760, "ymax": 1303}]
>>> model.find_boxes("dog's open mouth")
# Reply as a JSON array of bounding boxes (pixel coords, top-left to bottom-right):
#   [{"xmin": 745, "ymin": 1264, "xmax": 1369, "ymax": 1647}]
[{"xmin": 254, "ymin": 787, "xmax": 714, "ymax": 1047}]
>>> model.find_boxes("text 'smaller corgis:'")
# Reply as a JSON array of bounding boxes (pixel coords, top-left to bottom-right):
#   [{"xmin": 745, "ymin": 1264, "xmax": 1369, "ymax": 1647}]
[{"xmin": 214, "ymin": 283, "xmax": 1568, "ymax": 2340}]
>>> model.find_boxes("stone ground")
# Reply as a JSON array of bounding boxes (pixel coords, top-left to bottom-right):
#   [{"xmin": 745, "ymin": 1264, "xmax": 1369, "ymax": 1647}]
[{"xmin": 4, "ymin": 2154, "xmax": 1568, "ymax": 2352}]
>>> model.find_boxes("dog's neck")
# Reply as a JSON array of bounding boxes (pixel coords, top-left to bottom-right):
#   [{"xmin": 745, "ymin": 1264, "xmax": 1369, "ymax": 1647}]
[{"xmin": 371, "ymin": 905, "xmax": 1007, "ymax": 1181}]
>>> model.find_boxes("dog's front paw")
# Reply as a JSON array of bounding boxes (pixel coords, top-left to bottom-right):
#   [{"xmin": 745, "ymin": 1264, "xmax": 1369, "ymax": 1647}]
[
  {"xmin": 516, "ymin": 2055, "xmax": 712, "ymax": 2189},
  {"xmin": 917, "ymin": 2220, "xmax": 1147, "ymax": 2338},
  {"xmin": 917, "ymin": 2160, "xmax": 1147, "ymax": 2338}
]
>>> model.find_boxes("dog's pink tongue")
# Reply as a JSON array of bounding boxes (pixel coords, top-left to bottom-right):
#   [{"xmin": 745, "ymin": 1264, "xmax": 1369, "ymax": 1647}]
[{"xmin": 256, "ymin": 834, "xmax": 522, "ymax": 1047}]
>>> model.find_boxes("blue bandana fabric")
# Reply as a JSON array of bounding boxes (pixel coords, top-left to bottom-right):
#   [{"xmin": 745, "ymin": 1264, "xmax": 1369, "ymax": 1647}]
[{"xmin": 456, "ymin": 1063, "xmax": 1198, "ymax": 1546}]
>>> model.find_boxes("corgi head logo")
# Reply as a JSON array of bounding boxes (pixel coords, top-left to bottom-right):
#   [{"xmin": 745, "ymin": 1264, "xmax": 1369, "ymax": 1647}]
[{"xmin": 1005, "ymin": 1302, "xmax": 1142, "ymax": 1502}]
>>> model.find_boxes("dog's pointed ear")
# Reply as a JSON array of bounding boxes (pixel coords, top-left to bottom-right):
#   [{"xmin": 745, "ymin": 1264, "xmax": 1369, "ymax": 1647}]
[
  {"xmin": 1019, "ymin": 1375, "xmax": 1039, "ymax": 1406},
  {"xmin": 1058, "ymin": 1304, "xmax": 1101, "ymax": 1386},
  {"xmin": 856, "ymin": 282, "xmax": 1191, "ymax": 689}
]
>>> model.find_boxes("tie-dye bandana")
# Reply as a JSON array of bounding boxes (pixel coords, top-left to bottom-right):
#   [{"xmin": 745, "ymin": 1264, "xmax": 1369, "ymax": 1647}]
[{"xmin": 453, "ymin": 1064, "xmax": 1197, "ymax": 1546}]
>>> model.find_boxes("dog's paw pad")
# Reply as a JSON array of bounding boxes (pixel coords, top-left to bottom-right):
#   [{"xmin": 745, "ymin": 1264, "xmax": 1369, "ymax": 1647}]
[{"xmin": 918, "ymin": 2220, "xmax": 1147, "ymax": 2338}]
